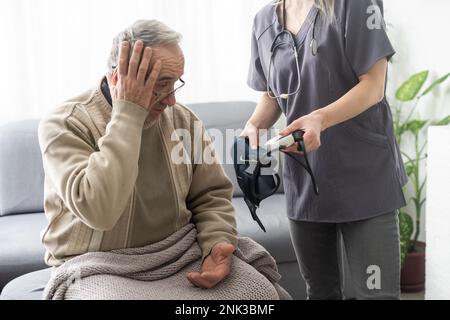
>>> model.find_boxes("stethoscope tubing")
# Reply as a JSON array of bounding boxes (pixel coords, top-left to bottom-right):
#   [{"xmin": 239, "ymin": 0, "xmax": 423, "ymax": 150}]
[{"xmin": 267, "ymin": 1, "xmax": 319, "ymax": 100}]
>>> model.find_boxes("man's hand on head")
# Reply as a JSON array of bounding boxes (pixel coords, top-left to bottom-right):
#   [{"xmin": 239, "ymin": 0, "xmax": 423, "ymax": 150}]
[
  {"xmin": 108, "ymin": 40, "xmax": 162, "ymax": 112},
  {"xmin": 187, "ymin": 242, "xmax": 236, "ymax": 289}
]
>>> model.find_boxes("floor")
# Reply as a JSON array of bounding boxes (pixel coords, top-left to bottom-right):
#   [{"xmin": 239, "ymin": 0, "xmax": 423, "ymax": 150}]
[{"xmin": 401, "ymin": 290, "xmax": 425, "ymax": 300}]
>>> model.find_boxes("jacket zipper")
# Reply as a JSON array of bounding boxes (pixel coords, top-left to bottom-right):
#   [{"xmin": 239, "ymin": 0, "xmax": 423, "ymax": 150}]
[
  {"xmin": 124, "ymin": 186, "xmax": 136, "ymax": 247},
  {"xmin": 159, "ymin": 126, "xmax": 180, "ymax": 229}
]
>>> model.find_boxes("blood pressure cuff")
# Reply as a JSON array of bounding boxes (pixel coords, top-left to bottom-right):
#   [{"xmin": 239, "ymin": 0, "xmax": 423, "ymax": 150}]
[{"xmin": 232, "ymin": 137, "xmax": 281, "ymax": 232}]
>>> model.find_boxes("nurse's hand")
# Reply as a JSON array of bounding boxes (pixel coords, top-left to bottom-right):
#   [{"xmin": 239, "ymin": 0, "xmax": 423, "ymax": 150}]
[
  {"xmin": 279, "ymin": 113, "xmax": 324, "ymax": 153},
  {"xmin": 240, "ymin": 121, "xmax": 259, "ymax": 150}
]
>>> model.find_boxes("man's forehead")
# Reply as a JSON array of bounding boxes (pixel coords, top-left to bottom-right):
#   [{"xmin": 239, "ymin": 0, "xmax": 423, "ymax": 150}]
[
  {"xmin": 150, "ymin": 46, "xmax": 184, "ymax": 79},
  {"xmin": 150, "ymin": 45, "xmax": 183, "ymax": 62},
  {"xmin": 156, "ymin": 63, "xmax": 184, "ymax": 81}
]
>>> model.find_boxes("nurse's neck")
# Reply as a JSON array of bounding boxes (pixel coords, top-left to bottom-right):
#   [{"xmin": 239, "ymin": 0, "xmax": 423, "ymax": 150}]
[
  {"xmin": 280, "ymin": 0, "xmax": 315, "ymax": 34},
  {"xmin": 283, "ymin": 0, "xmax": 314, "ymax": 10}
]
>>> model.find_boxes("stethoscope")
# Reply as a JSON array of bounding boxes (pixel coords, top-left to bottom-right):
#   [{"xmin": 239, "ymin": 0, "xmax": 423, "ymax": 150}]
[{"xmin": 267, "ymin": 0, "xmax": 319, "ymax": 100}]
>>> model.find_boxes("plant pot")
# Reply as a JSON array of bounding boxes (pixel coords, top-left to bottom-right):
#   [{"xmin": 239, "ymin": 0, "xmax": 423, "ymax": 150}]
[{"xmin": 400, "ymin": 241, "xmax": 425, "ymax": 293}]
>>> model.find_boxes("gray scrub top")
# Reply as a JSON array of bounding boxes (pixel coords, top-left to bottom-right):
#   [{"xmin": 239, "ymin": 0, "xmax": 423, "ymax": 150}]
[{"xmin": 247, "ymin": 0, "xmax": 408, "ymax": 222}]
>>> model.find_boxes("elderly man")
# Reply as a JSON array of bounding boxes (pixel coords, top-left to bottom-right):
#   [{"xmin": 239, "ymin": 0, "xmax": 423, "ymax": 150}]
[{"xmin": 38, "ymin": 20, "xmax": 239, "ymax": 293}]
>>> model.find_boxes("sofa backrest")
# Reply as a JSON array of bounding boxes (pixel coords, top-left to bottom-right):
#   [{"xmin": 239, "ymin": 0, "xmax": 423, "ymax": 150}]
[
  {"xmin": 0, "ymin": 101, "xmax": 283, "ymax": 216},
  {"xmin": 187, "ymin": 101, "xmax": 284, "ymax": 197},
  {"xmin": 0, "ymin": 120, "xmax": 44, "ymax": 216}
]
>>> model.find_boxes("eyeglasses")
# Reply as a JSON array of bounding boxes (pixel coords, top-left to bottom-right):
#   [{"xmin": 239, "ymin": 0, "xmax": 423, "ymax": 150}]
[
  {"xmin": 153, "ymin": 78, "xmax": 185, "ymax": 101},
  {"xmin": 111, "ymin": 64, "xmax": 185, "ymax": 101}
]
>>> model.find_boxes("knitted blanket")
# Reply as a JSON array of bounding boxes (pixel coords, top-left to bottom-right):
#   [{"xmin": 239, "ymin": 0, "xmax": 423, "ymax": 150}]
[{"xmin": 43, "ymin": 224, "xmax": 292, "ymax": 300}]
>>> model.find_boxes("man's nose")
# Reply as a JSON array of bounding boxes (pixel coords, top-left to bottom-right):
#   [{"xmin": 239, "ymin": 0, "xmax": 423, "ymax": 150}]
[{"xmin": 160, "ymin": 93, "xmax": 176, "ymax": 107}]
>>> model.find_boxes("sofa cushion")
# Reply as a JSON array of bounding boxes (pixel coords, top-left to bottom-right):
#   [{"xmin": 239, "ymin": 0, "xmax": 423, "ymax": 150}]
[
  {"xmin": 0, "ymin": 212, "xmax": 47, "ymax": 290},
  {"xmin": 0, "ymin": 120, "xmax": 44, "ymax": 216},
  {"xmin": 0, "ymin": 267, "xmax": 51, "ymax": 300},
  {"xmin": 233, "ymin": 194, "xmax": 296, "ymax": 264}
]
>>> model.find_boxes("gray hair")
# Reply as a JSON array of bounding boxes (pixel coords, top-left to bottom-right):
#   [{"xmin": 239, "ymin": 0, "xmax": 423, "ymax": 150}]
[{"xmin": 107, "ymin": 19, "xmax": 182, "ymax": 71}]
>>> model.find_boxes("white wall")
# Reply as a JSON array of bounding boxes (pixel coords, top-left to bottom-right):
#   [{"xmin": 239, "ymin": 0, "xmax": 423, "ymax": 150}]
[
  {"xmin": 385, "ymin": 0, "xmax": 450, "ymax": 119},
  {"xmin": 425, "ymin": 127, "xmax": 450, "ymax": 300},
  {"xmin": 0, "ymin": 0, "xmax": 268, "ymax": 125},
  {"xmin": 384, "ymin": 0, "xmax": 450, "ymax": 243}
]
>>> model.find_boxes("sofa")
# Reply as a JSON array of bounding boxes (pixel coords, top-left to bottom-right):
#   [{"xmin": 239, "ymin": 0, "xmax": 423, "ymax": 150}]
[{"xmin": 0, "ymin": 101, "xmax": 355, "ymax": 300}]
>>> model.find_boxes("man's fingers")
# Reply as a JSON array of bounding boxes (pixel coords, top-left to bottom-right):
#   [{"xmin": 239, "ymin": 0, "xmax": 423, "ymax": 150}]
[
  {"xmin": 118, "ymin": 41, "xmax": 130, "ymax": 76},
  {"xmin": 187, "ymin": 272, "xmax": 215, "ymax": 289},
  {"xmin": 186, "ymin": 272, "xmax": 197, "ymax": 286},
  {"xmin": 187, "ymin": 272, "xmax": 205, "ymax": 288},
  {"xmin": 113, "ymin": 40, "xmax": 162, "ymax": 109},
  {"xmin": 201, "ymin": 270, "xmax": 226, "ymax": 284},
  {"xmin": 145, "ymin": 60, "xmax": 162, "ymax": 90},
  {"xmin": 137, "ymin": 47, "xmax": 152, "ymax": 83},
  {"xmin": 106, "ymin": 73, "xmax": 117, "ymax": 100},
  {"xmin": 128, "ymin": 40, "xmax": 144, "ymax": 77}
]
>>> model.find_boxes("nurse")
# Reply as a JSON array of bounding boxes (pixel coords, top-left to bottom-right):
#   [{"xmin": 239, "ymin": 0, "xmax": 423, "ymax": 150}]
[{"xmin": 242, "ymin": 0, "xmax": 407, "ymax": 299}]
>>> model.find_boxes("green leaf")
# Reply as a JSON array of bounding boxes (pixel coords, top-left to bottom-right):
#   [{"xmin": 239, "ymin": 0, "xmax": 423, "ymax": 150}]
[
  {"xmin": 399, "ymin": 211, "xmax": 414, "ymax": 241},
  {"xmin": 403, "ymin": 159, "xmax": 413, "ymax": 166},
  {"xmin": 396, "ymin": 71, "xmax": 429, "ymax": 101},
  {"xmin": 434, "ymin": 115, "xmax": 450, "ymax": 126},
  {"xmin": 395, "ymin": 123, "xmax": 407, "ymax": 138},
  {"xmin": 404, "ymin": 120, "xmax": 427, "ymax": 135},
  {"xmin": 420, "ymin": 72, "xmax": 450, "ymax": 97},
  {"xmin": 399, "ymin": 211, "xmax": 414, "ymax": 268},
  {"xmin": 405, "ymin": 163, "xmax": 415, "ymax": 177}
]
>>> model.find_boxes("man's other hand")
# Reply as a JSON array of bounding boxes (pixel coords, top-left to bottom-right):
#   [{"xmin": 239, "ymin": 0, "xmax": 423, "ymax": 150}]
[{"xmin": 187, "ymin": 242, "xmax": 236, "ymax": 289}]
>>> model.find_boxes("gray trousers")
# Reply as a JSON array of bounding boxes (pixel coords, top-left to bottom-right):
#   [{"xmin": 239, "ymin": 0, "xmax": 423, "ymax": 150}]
[{"xmin": 288, "ymin": 211, "xmax": 400, "ymax": 300}]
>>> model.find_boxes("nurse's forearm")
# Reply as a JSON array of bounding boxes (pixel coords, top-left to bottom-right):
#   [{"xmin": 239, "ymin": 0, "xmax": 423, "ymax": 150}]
[
  {"xmin": 312, "ymin": 58, "xmax": 388, "ymax": 131},
  {"xmin": 247, "ymin": 92, "xmax": 282, "ymax": 129}
]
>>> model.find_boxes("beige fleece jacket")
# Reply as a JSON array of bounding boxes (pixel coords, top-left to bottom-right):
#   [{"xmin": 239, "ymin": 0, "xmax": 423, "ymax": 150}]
[{"xmin": 38, "ymin": 78, "xmax": 238, "ymax": 266}]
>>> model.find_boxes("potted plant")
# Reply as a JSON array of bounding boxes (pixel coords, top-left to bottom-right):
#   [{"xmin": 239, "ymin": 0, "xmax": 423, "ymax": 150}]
[{"xmin": 391, "ymin": 70, "xmax": 450, "ymax": 292}]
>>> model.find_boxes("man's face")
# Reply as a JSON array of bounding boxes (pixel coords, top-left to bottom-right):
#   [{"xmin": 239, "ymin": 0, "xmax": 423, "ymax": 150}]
[{"xmin": 147, "ymin": 44, "xmax": 185, "ymax": 121}]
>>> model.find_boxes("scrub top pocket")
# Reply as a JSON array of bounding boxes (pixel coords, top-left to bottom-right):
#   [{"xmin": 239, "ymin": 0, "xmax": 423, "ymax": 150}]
[{"xmin": 342, "ymin": 121, "xmax": 389, "ymax": 149}]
